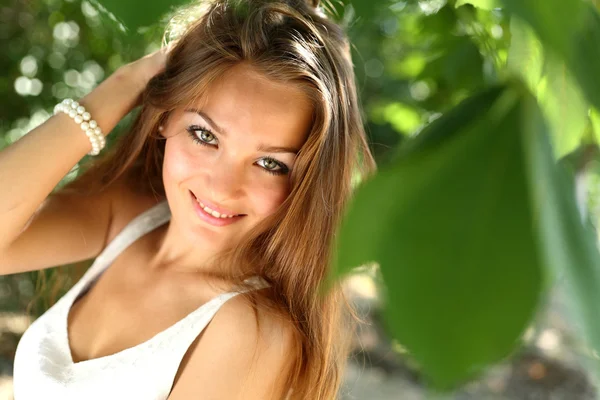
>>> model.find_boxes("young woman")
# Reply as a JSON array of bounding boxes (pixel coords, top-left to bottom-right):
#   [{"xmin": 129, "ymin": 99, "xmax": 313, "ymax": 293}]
[{"xmin": 0, "ymin": 0, "xmax": 375, "ymax": 398}]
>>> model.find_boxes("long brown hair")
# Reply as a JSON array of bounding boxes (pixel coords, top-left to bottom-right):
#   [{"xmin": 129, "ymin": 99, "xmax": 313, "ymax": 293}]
[{"xmin": 63, "ymin": 0, "xmax": 376, "ymax": 397}]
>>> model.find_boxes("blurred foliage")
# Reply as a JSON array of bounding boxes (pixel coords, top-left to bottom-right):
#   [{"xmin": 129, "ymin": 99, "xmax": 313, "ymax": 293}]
[
  {"xmin": 348, "ymin": 0, "xmax": 509, "ymax": 165},
  {"xmin": 0, "ymin": 0, "xmax": 163, "ymax": 151},
  {"xmin": 0, "ymin": 0, "xmax": 511, "ymax": 166},
  {"xmin": 339, "ymin": 0, "xmax": 600, "ymax": 390}
]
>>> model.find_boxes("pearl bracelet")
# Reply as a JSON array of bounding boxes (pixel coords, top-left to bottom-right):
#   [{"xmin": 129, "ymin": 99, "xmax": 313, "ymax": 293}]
[{"xmin": 53, "ymin": 98, "xmax": 106, "ymax": 156}]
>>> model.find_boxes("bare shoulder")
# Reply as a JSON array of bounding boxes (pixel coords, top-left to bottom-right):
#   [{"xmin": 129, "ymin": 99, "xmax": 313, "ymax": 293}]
[{"xmin": 169, "ymin": 292, "xmax": 298, "ymax": 400}]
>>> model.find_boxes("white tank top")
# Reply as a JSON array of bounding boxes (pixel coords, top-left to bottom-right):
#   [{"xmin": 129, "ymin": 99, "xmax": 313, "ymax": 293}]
[{"xmin": 13, "ymin": 201, "xmax": 269, "ymax": 399}]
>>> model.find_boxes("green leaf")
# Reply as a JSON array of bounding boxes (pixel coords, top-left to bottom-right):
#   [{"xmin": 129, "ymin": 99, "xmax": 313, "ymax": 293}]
[
  {"xmin": 537, "ymin": 55, "xmax": 589, "ymax": 159},
  {"xmin": 569, "ymin": 4, "xmax": 600, "ymax": 112},
  {"xmin": 523, "ymin": 97, "xmax": 600, "ymax": 376},
  {"xmin": 590, "ymin": 108, "xmax": 600, "ymax": 145},
  {"xmin": 502, "ymin": 1, "xmax": 600, "ymax": 112},
  {"xmin": 455, "ymin": 0, "xmax": 499, "ymax": 10},
  {"xmin": 507, "ymin": 15, "xmax": 589, "ymax": 158},
  {"xmin": 95, "ymin": 0, "xmax": 186, "ymax": 31},
  {"xmin": 333, "ymin": 84, "xmax": 543, "ymax": 387},
  {"xmin": 500, "ymin": 0, "xmax": 585, "ymax": 61},
  {"xmin": 507, "ymin": 17, "xmax": 543, "ymax": 93}
]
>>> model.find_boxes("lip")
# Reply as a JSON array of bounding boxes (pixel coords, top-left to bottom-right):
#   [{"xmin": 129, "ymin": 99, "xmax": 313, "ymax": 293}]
[
  {"xmin": 190, "ymin": 191, "xmax": 245, "ymax": 227},
  {"xmin": 194, "ymin": 194, "xmax": 240, "ymax": 217}
]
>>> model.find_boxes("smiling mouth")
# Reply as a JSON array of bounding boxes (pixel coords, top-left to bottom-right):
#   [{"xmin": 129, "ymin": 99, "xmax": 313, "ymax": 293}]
[{"xmin": 190, "ymin": 191, "xmax": 246, "ymax": 219}]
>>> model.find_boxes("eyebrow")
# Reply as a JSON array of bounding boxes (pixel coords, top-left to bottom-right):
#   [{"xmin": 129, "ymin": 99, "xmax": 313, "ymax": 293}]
[{"xmin": 184, "ymin": 108, "xmax": 300, "ymax": 155}]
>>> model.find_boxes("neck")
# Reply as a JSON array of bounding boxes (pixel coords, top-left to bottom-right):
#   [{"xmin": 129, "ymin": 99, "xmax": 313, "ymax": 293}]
[{"xmin": 147, "ymin": 220, "xmax": 227, "ymax": 277}]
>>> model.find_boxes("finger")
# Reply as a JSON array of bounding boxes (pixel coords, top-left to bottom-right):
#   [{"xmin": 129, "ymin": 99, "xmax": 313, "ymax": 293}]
[{"xmin": 165, "ymin": 40, "xmax": 179, "ymax": 55}]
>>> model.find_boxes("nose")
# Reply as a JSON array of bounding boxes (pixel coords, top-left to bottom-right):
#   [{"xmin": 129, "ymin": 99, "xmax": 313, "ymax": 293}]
[{"xmin": 204, "ymin": 155, "xmax": 245, "ymax": 203}]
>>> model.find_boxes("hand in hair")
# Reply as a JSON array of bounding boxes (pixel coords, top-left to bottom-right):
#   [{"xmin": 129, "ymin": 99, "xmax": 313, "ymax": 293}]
[{"xmin": 119, "ymin": 46, "xmax": 171, "ymax": 97}]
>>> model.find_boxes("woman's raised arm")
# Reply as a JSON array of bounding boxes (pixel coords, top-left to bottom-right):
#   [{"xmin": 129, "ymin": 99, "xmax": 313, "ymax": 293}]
[{"xmin": 0, "ymin": 50, "xmax": 167, "ymax": 275}]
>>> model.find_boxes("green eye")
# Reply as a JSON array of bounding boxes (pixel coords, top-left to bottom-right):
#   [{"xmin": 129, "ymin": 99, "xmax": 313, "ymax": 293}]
[
  {"xmin": 186, "ymin": 125, "xmax": 218, "ymax": 146},
  {"xmin": 199, "ymin": 131, "xmax": 215, "ymax": 143},
  {"xmin": 186, "ymin": 126, "xmax": 289, "ymax": 176},
  {"xmin": 263, "ymin": 159, "xmax": 277, "ymax": 169},
  {"xmin": 257, "ymin": 157, "xmax": 289, "ymax": 176}
]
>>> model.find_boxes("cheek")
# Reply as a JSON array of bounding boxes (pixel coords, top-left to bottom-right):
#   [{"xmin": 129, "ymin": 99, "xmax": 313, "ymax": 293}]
[
  {"xmin": 162, "ymin": 138, "xmax": 201, "ymax": 186},
  {"xmin": 249, "ymin": 181, "xmax": 290, "ymax": 218}
]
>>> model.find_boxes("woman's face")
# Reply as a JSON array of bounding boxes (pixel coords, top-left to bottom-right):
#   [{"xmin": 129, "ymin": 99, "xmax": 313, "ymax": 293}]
[{"xmin": 161, "ymin": 63, "xmax": 313, "ymax": 252}]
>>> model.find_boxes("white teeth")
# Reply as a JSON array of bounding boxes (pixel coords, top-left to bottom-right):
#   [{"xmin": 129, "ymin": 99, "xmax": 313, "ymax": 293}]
[{"xmin": 197, "ymin": 200, "xmax": 237, "ymax": 219}]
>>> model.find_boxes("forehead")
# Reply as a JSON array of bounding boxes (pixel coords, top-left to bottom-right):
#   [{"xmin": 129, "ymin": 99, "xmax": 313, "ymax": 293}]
[{"xmin": 179, "ymin": 63, "xmax": 314, "ymax": 148}]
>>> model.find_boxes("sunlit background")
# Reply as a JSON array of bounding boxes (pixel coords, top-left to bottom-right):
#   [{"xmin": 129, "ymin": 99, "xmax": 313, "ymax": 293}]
[{"xmin": 1, "ymin": 0, "xmax": 599, "ymax": 398}]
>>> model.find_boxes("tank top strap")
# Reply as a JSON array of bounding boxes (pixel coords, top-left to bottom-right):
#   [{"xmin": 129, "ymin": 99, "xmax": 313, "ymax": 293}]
[
  {"xmin": 162, "ymin": 275, "xmax": 271, "ymax": 349},
  {"xmin": 98, "ymin": 200, "xmax": 171, "ymax": 265},
  {"xmin": 74, "ymin": 200, "xmax": 171, "ymax": 292},
  {"xmin": 151, "ymin": 276, "xmax": 271, "ymax": 397}
]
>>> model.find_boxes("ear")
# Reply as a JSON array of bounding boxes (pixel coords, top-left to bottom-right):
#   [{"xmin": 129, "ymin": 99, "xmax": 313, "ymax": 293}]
[{"xmin": 157, "ymin": 112, "xmax": 172, "ymax": 138}]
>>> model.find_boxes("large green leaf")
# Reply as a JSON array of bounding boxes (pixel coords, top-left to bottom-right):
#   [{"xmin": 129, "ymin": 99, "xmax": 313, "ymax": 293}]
[
  {"xmin": 500, "ymin": 0, "xmax": 584, "ymax": 61},
  {"xmin": 569, "ymin": 4, "xmax": 600, "ymax": 112},
  {"xmin": 502, "ymin": 1, "xmax": 600, "ymax": 112},
  {"xmin": 537, "ymin": 56, "xmax": 588, "ymax": 159},
  {"xmin": 333, "ymin": 84, "xmax": 544, "ymax": 387},
  {"xmin": 507, "ymin": 17, "xmax": 543, "ymax": 93},
  {"xmin": 590, "ymin": 108, "xmax": 600, "ymax": 145},
  {"xmin": 523, "ymin": 97, "xmax": 600, "ymax": 376},
  {"xmin": 507, "ymin": 15, "xmax": 588, "ymax": 158}
]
